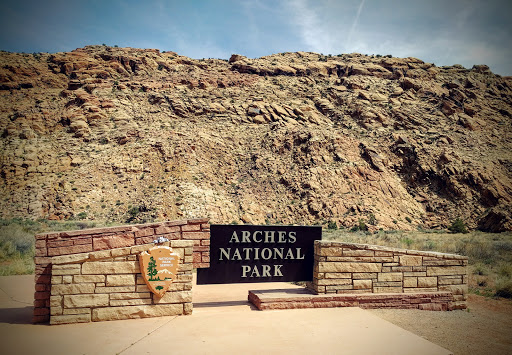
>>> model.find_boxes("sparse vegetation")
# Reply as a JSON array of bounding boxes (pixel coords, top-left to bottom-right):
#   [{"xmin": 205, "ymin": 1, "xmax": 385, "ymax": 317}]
[{"xmin": 0, "ymin": 220, "xmax": 36, "ymax": 275}]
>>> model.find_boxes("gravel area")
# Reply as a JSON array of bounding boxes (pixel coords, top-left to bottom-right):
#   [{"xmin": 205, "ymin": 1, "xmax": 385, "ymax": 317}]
[{"xmin": 369, "ymin": 294, "xmax": 512, "ymax": 355}]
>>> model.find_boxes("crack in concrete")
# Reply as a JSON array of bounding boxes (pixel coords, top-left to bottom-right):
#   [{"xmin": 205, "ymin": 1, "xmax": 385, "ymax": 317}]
[
  {"xmin": 116, "ymin": 316, "xmax": 179, "ymax": 354},
  {"xmin": 0, "ymin": 285, "xmax": 32, "ymax": 306}
]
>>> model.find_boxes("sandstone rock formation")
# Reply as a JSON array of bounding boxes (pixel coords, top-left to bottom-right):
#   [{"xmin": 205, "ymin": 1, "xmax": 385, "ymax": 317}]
[{"xmin": 0, "ymin": 46, "xmax": 511, "ymax": 231}]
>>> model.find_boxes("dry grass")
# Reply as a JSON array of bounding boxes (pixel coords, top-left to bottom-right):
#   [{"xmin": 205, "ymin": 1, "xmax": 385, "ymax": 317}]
[
  {"xmin": 0, "ymin": 218, "xmax": 102, "ymax": 276},
  {"xmin": 323, "ymin": 229, "xmax": 512, "ymax": 298}
]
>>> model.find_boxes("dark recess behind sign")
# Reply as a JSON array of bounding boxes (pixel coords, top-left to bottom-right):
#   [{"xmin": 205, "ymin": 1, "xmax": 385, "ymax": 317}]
[{"xmin": 197, "ymin": 224, "xmax": 321, "ymax": 284}]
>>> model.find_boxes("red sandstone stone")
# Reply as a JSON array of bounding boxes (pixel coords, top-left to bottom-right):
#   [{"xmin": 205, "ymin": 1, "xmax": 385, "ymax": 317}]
[
  {"xmin": 133, "ymin": 227, "xmax": 155, "ymax": 238},
  {"xmin": 165, "ymin": 220, "xmax": 188, "ymax": 227},
  {"xmin": 93, "ymin": 233, "xmax": 134, "ymax": 251},
  {"xmin": 73, "ymin": 237, "xmax": 92, "ymax": 245},
  {"xmin": 155, "ymin": 225, "xmax": 180, "ymax": 235},
  {"xmin": 35, "ymin": 248, "xmax": 47, "ymax": 257},
  {"xmin": 188, "ymin": 218, "xmax": 209, "ymax": 224},
  {"xmin": 35, "ymin": 284, "xmax": 48, "ymax": 292},
  {"xmin": 61, "ymin": 226, "xmax": 132, "ymax": 237},
  {"xmin": 47, "ymin": 239, "xmax": 74, "ymax": 248},
  {"xmin": 181, "ymin": 224, "xmax": 201, "ymax": 232},
  {"xmin": 35, "ymin": 239, "xmax": 46, "ymax": 248},
  {"xmin": 193, "ymin": 246, "xmax": 209, "ymax": 252},
  {"xmin": 161, "ymin": 232, "xmax": 181, "ymax": 240},
  {"xmin": 48, "ymin": 244, "xmax": 92, "ymax": 256},
  {"xmin": 201, "ymin": 240, "xmax": 210, "ymax": 246},
  {"xmin": 34, "ymin": 256, "xmax": 52, "ymax": 265},
  {"xmin": 136, "ymin": 236, "xmax": 154, "ymax": 245},
  {"xmin": 32, "ymin": 315, "xmax": 50, "ymax": 323},
  {"xmin": 35, "ymin": 265, "xmax": 51, "ymax": 276},
  {"xmin": 33, "ymin": 307, "xmax": 50, "ymax": 315},
  {"xmin": 182, "ymin": 232, "xmax": 208, "ymax": 240},
  {"xmin": 34, "ymin": 291, "xmax": 50, "ymax": 300},
  {"xmin": 33, "ymin": 300, "xmax": 46, "ymax": 307}
]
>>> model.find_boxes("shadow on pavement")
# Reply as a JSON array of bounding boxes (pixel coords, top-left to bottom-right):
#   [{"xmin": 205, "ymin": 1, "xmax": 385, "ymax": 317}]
[{"xmin": 0, "ymin": 306, "xmax": 33, "ymax": 325}]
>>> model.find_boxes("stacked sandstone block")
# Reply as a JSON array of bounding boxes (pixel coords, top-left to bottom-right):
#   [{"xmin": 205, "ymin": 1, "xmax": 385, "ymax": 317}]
[
  {"xmin": 34, "ymin": 219, "xmax": 209, "ymax": 323},
  {"xmin": 249, "ymin": 289, "xmax": 455, "ymax": 311},
  {"xmin": 49, "ymin": 240, "xmax": 193, "ymax": 325},
  {"xmin": 311, "ymin": 241, "xmax": 467, "ymax": 310}
]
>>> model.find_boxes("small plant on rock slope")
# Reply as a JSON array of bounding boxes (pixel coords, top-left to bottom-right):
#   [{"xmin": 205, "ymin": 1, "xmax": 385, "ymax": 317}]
[{"xmin": 448, "ymin": 218, "xmax": 469, "ymax": 234}]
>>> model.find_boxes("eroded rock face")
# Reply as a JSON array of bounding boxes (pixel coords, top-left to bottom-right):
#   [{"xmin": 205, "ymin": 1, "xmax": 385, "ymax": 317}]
[{"xmin": 0, "ymin": 46, "xmax": 511, "ymax": 231}]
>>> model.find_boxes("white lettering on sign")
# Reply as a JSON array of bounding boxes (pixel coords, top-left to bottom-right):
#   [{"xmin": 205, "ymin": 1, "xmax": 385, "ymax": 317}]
[
  {"xmin": 241, "ymin": 264, "xmax": 284, "ymax": 277},
  {"xmin": 221, "ymin": 229, "xmax": 305, "ymax": 278},
  {"xmin": 228, "ymin": 230, "xmax": 297, "ymax": 244},
  {"xmin": 219, "ymin": 247, "xmax": 305, "ymax": 261},
  {"xmin": 158, "ymin": 256, "xmax": 177, "ymax": 267}
]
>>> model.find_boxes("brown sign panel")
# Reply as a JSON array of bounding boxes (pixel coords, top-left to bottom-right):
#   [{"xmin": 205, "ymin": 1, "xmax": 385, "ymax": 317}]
[
  {"xmin": 139, "ymin": 246, "xmax": 179, "ymax": 297},
  {"xmin": 197, "ymin": 224, "xmax": 321, "ymax": 284}
]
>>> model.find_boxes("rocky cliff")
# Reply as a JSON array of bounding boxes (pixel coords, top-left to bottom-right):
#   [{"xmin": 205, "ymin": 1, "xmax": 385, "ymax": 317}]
[{"xmin": 1, "ymin": 45, "xmax": 511, "ymax": 231}]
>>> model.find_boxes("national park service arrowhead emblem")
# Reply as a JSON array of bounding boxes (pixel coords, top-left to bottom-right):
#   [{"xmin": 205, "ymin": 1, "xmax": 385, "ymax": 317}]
[{"xmin": 139, "ymin": 246, "xmax": 179, "ymax": 297}]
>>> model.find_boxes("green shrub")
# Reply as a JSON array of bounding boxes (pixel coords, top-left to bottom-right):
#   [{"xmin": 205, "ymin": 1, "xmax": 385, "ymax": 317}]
[
  {"xmin": 473, "ymin": 263, "xmax": 488, "ymax": 275},
  {"xmin": 351, "ymin": 219, "xmax": 368, "ymax": 232},
  {"xmin": 448, "ymin": 218, "xmax": 468, "ymax": 233},
  {"xmin": 495, "ymin": 277, "xmax": 512, "ymax": 298},
  {"xmin": 368, "ymin": 214, "xmax": 377, "ymax": 225},
  {"xmin": 401, "ymin": 237, "xmax": 413, "ymax": 248},
  {"xmin": 128, "ymin": 206, "xmax": 140, "ymax": 218},
  {"xmin": 327, "ymin": 221, "xmax": 337, "ymax": 230},
  {"xmin": 76, "ymin": 212, "xmax": 87, "ymax": 220},
  {"xmin": 497, "ymin": 263, "xmax": 512, "ymax": 278},
  {"xmin": 423, "ymin": 240, "xmax": 435, "ymax": 250}
]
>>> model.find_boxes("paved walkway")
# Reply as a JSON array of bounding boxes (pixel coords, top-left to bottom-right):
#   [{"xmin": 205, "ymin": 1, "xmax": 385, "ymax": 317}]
[{"xmin": 0, "ymin": 275, "xmax": 452, "ymax": 354}]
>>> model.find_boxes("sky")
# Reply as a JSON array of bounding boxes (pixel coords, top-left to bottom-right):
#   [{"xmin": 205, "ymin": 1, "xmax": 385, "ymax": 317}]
[{"xmin": 0, "ymin": 0, "xmax": 511, "ymax": 75}]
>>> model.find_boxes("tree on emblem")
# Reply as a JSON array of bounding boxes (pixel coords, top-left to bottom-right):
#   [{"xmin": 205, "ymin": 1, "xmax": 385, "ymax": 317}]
[
  {"xmin": 147, "ymin": 256, "xmax": 159, "ymax": 281},
  {"xmin": 156, "ymin": 286, "xmax": 164, "ymax": 291}
]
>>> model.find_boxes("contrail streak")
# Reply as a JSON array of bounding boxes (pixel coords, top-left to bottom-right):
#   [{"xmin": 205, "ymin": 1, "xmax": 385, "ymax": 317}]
[{"xmin": 347, "ymin": 0, "xmax": 365, "ymax": 49}]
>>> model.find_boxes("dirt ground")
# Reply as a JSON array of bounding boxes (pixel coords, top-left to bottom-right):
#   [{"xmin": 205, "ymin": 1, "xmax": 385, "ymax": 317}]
[{"xmin": 369, "ymin": 294, "xmax": 512, "ymax": 355}]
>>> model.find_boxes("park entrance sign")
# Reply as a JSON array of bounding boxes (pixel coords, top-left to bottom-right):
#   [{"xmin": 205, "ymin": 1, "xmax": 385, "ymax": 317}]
[{"xmin": 197, "ymin": 224, "xmax": 321, "ymax": 284}]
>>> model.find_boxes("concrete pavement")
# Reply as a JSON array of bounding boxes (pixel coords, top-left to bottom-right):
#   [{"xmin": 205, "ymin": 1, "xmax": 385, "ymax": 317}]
[{"xmin": 0, "ymin": 275, "xmax": 452, "ymax": 354}]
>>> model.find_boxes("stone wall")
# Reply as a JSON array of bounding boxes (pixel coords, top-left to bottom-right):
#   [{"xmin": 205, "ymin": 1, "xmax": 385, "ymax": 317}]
[
  {"xmin": 34, "ymin": 218, "xmax": 209, "ymax": 323},
  {"xmin": 49, "ymin": 240, "xmax": 193, "ymax": 325},
  {"xmin": 311, "ymin": 241, "xmax": 467, "ymax": 310}
]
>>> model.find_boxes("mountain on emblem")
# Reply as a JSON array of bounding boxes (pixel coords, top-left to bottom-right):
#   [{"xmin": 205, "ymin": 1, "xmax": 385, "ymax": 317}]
[{"xmin": 139, "ymin": 246, "xmax": 179, "ymax": 297}]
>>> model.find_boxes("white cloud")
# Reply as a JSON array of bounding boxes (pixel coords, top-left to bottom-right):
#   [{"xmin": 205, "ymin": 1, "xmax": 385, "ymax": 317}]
[{"xmin": 286, "ymin": 0, "xmax": 335, "ymax": 54}]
